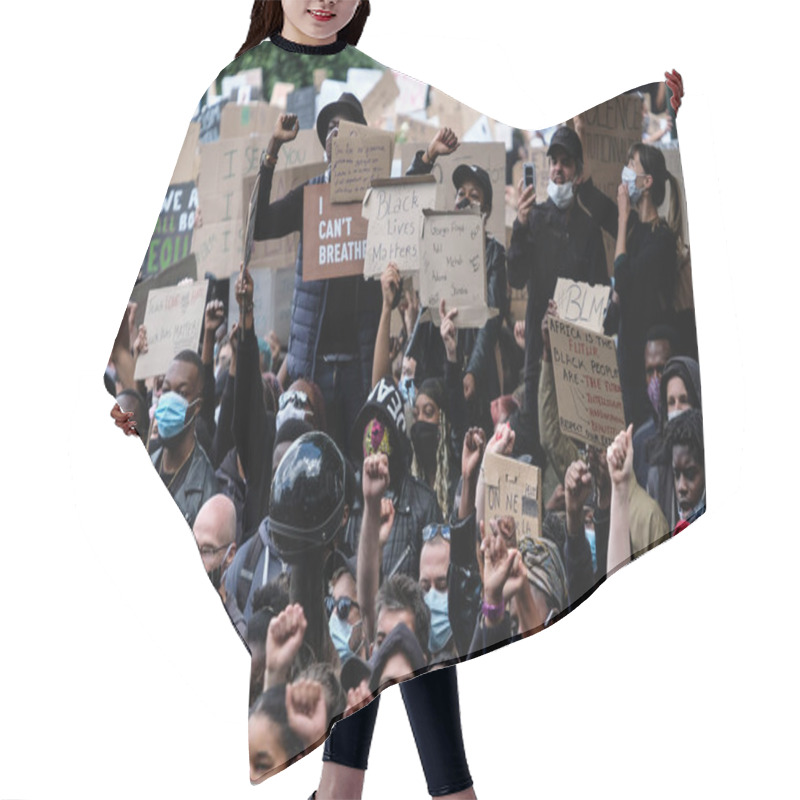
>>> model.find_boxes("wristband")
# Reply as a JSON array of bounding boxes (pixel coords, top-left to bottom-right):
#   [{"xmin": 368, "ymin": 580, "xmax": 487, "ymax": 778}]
[{"xmin": 481, "ymin": 600, "xmax": 504, "ymax": 624}]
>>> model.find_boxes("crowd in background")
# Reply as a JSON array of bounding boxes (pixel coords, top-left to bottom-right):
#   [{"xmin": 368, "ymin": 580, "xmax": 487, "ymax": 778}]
[{"xmin": 107, "ymin": 75, "xmax": 704, "ymax": 780}]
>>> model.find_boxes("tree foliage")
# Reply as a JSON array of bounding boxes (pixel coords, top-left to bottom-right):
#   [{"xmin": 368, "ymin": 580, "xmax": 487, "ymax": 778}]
[{"xmin": 213, "ymin": 41, "xmax": 382, "ymax": 104}]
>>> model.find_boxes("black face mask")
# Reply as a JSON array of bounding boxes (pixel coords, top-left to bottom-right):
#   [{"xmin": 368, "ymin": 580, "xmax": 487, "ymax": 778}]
[
  {"xmin": 411, "ymin": 420, "xmax": 439, "ymax": 464},
  {"xmin": 207, "ymin": 563, "xmax": 224, "ymax": 591}
]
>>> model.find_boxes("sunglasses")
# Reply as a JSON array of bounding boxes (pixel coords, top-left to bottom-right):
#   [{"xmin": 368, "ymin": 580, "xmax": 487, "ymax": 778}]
[
  {"xmin": 325, "ymin": 595, "xmax": 360, "ymax": 621},
  {"xmin": 422, "ymin": 523, "xmax": 451, "ymax": 543},
  {"xmin": 278, "ymin": 390, "xmax": 309, "ymax": 411}
]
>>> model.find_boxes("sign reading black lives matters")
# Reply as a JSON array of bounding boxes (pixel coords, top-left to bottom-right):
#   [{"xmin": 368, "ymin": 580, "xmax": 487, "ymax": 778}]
[{"xmin": 141, "ymin": 182, "xmax": 198, "ymax": 278}]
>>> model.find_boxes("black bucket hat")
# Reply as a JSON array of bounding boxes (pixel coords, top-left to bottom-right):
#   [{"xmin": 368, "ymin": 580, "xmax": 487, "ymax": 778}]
[{"xmin": 316, "ymin": 92, "xmax": 367, "ymax": 147}]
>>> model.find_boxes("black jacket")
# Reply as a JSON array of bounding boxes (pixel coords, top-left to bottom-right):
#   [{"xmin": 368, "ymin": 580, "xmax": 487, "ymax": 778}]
[{"xmin": 343, "ymin": 471, "xmax": 442, "ymax": 581}]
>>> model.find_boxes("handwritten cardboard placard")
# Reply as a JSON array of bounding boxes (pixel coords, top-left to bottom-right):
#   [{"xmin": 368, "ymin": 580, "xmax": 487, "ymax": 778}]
[
  {"xmin": 198, "ymin": 99, "xmax": 228, "ymax": 144},
  {"xmin": 134, "ymin": 280, "xmax": 209, "ymax": 380},
  {"xmin": 270, "ymin": 81, "xmax": 295, "ymax": 109},
  {"xmin": 400, "ymin": 142, "xmax": 506, "ymax": 243},
  {"xmin": 547, "ymin": 317, "xmax": 625, "ymax": 449},
  {"xmin": 362, "ymin": 175, "xmax": 437, "ymax": 277},
  {"xmin": 484, "ymin": 451, "xmax": 542, "ymax": 542},
  {"xmin": 393, "ymin": 71, "xmax": 428, "ymax": 114},
  {"xmin": 396, "ymin": 113, "xmax": 439, "ymax": 146},
  {"xmin": 553, "ymin": 278, "xmax": 610, "ymax": 333},
  {"xmin": 361, "ymin": 69, "xmax": 399, "ymax": 128},
  {"xmin": 330, "ymin": 120, "xmax": 393, "ymax": 204},
  {"xmin": 303, "ymin": 183, "xmax": 369, "ymax": 281},
  {"xmin": 427, "ymin": 87, "xmax": 482, "ymax": 138},
  {"xmin": 130, "ymin": 254, "xmax": 199, "ymax": 329},
  {"xmin": 420, "ymin": 209, "xmax": 494, "ymax": 328}
]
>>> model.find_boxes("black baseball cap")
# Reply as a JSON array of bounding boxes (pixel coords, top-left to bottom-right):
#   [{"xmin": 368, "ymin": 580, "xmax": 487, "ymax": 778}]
[
  {"xmin": 547, "ymin": 126, "xmax": 583, "ymax": 165},
  {"xmin": 452, "ymin": 164, "xmax": 493, "ymax": 215}
]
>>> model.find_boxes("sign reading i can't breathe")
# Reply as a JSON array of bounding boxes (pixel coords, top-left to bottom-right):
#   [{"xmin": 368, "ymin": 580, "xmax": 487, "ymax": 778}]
[
  {"xmin": 302, "ymin": 183, "xmax": 369, "ymax": 281},
  {"xmin": 141, "ymin": 182, "xmax": 198, "ymax": 278}
]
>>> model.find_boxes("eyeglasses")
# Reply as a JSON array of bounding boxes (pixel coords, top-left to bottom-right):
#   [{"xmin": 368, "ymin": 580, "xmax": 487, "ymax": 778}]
[
  {"xmin": 325, "ymin": 595, "xmax": 360, "ymax": 621},
  {"xmin": 278, "ymin": 389, "xmax": 309, "ymax": 411},
  {"xmin": 198, "ymin": 542, "xmax": 233, "ymax": 559},
  {"xmin": 422, "ymin": 523, "xmax": 451, "ymax": 543}
]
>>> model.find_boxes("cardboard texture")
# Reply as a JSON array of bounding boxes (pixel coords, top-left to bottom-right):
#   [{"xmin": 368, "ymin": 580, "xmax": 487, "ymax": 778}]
[
  {"xmin": 130, "ymin": 254, "xmax": 199, "ymax": 330},
  {"xmin": 400, "ymin": 141, "xmax": 506, "ymax": 243},
  {"xmin": 219, "ymin": 102, "xmax": 280, "ymax": 140},
  {"xmin": 420, "ymin": 209, "xmax": 494, "ymax": 327},
  {"xmin": 483, "ymin": 451, "xmax": 542, "ymax": 541},
  {"xmin": 427, "ymin": 87, "xmax": 482, "ymax": 136},
  {"xmin": 330, "ymin": 120, "xmax": 393, "ymax": 203},
  {"xmin": 169, "ymin": 122, "xmax": 201, "ymax": 185},
  {"xmin": 361, "ymin": 69, "xmax": 400, "ymax": 128},
  {"xmin": 547, "ymin": 316, "xmax": 626, "ymax": 449},
  {"xmin": 553, "ymin": 278, "xmax": 611, "ymax": 333},
  {"xmin": 302, "ymin": 183, "xmax": 369, "ymax": 281},
  {"xmin": 134, "ymin": 280, "xmax": 209, "ymax": 380},
  {"xmin": 362, "ymin": 175, "xmax": 437, "ymax": 277}
]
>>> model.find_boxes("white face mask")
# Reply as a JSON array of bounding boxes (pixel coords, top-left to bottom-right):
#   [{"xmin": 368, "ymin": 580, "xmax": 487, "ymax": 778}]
[
  {"xmin": 621, "ymin": 165, "xmax": 643, "ymax": 204},
  {"xmin": 668, "ymin": 408, "xmax": 686, "ymax": 422},
  {"xmin": 547, "ymin": 179, "xmax": 574, "ymax": 210}
]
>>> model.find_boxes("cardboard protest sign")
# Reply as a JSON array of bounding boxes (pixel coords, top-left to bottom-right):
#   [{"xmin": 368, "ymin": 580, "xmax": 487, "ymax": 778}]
[
  {"xmin": 361, "ymin": 70, "xmax": 399, "ymax": 128},
  {"xmin": 286, "ymin": 86, "xmax": 317, "ymax": 131},
  {"xmin": 242, "ymin": 162, "xmax": 324, "ymax": 272},
  {"xmin": 313, "ymin": 69, "xmax": 328, "ymax": 92},
  {"xmin": 170, "ymin": 122, "xmax": 200, "ymax": 185},
  {"xmin": 547, "ymin": 317, "xmax": 625, "ymax": 449},
  {"xmin": 130, "ymin": 254, "xmax": 199, "ymax": 329},
  {"xmin": 303, "ymin": 183, "xmax": 369, "ymax": 281},
  {"xmin": 396, "ymin": 113, "xmax": 439, "ymax": 146},
  {"xmin": 275, "ymin": 129, "xmax": 325, "ymax": 170},
  {"xmin": 393, "ymin": 71, "xmax": 428, "ymax": 115},
  {"xmin": 577, "ymin": 93, "xmax": 643, "ymax": 274},
  {"xmin": 190, "ymin": 219, "xmax": 239, "ymax": 278},
  {"xmin": 228, "ymin": 265, "xmax": 295, "ymax": 345},
  {"xmin": 330, "ymin": 120, "xmax": 393, "ymax": 203},
  {"xmin": 400, "ymin": 142, "xmax": 506, "ymax": 243},
  {"xmin": 141, "ymin": 182, "xmax": 198, "ymax": 278},
  {"xmin": 427, "ymin": 87, "xmax": 482, "ymax": 137},
  {"xmin": 134, "ymin": 280, "xmax": 209, "ymax": 380},
  {"xmin": 362, "ymin": 175, "xmax": 437, "ymax": 277},
  {"xmin": 553, "ymin": 278, "xmax": 610, "ymax": 333},
  {"xmin": 270, "ymin": 82, "xmax": 295, "ymax": 109},
  {"xmin": 220, "ymin": 102, "xmax": 279, "ymax": 140},
  {"xmin": 420, "ymin": 209, "xmax": 495, "ymax": 327},
  {"xmin": 484, "ymin": 451, "xmax": 543, "ymax": 541}
]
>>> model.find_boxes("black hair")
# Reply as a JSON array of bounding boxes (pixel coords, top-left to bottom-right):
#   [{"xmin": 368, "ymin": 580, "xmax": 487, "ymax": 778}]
[
  {"xmin": 274, "ymin": 418, "xmax": 314, "ymax": 451},
  {"xmin": 237, "ymin": 1, "xmax": 372, "ymax": 59},
  {"xmin": 296, "ymin": 662, "xmax": 346, "ymax": 720},
  {"xmin": 375, "ymin": 574, "xmax": 430, "ymax": 660},
  {"xmin": 663, "ymin": 408, "xmax": 704, "ymax": 468},
  {"xmin": 173, "ymin": 349, "xmax": 205, "ymax": 393},
  {"xmin": 645, "ymin": 324, "xmax": 679, "ymax": 351},
  {"xmin": 248, "ymin": 685, "xmax": 305, "ymax": 759}
]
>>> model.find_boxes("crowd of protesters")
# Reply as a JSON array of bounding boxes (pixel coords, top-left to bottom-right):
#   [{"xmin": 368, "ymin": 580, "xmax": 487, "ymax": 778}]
[{"xmin": 107, "ymin": 75, "xmax": 703, "ymax": 782}]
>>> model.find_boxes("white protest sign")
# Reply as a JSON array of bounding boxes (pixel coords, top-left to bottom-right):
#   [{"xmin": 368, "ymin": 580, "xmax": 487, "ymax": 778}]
[
  {"xmin": 362, "ymin": 175, "xmax": 437, "ymax": 277},
  {"xmin": 134, "ymin": 280, "xmax": 209, "ymax": 380},
  {"xmin": 553, "ymin": 278, "xmax": 611, "ymax": 333},
  {"xmin": 420, "ymin": 209, "xmax": 495, "ymax": 327}
]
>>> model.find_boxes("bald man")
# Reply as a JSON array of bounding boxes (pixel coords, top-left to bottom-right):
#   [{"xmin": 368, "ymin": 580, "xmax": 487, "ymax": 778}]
[{"xmin": 193, "ymin": 494, "xmax": 245, "ymax": 637}]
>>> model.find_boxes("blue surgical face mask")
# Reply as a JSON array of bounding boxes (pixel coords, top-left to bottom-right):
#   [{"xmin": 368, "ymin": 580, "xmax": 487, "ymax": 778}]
[
  {"xmin": 329, "ymin": 612, "xmax": 361, "ymax": 664},
  {"xmin": 154, "ymin": 391, "xmax": 198, "ymax": 442},
  {"xmin": 621, "ymin": 165, "xmax": 643, "ymax": 204},
  {"xmin": 547, "ymin": 178, "xmax": 574, "ymax": 210},
  {"xmin": 425, "ymin": 588, "xmax": 451, "ymax": 654}
]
